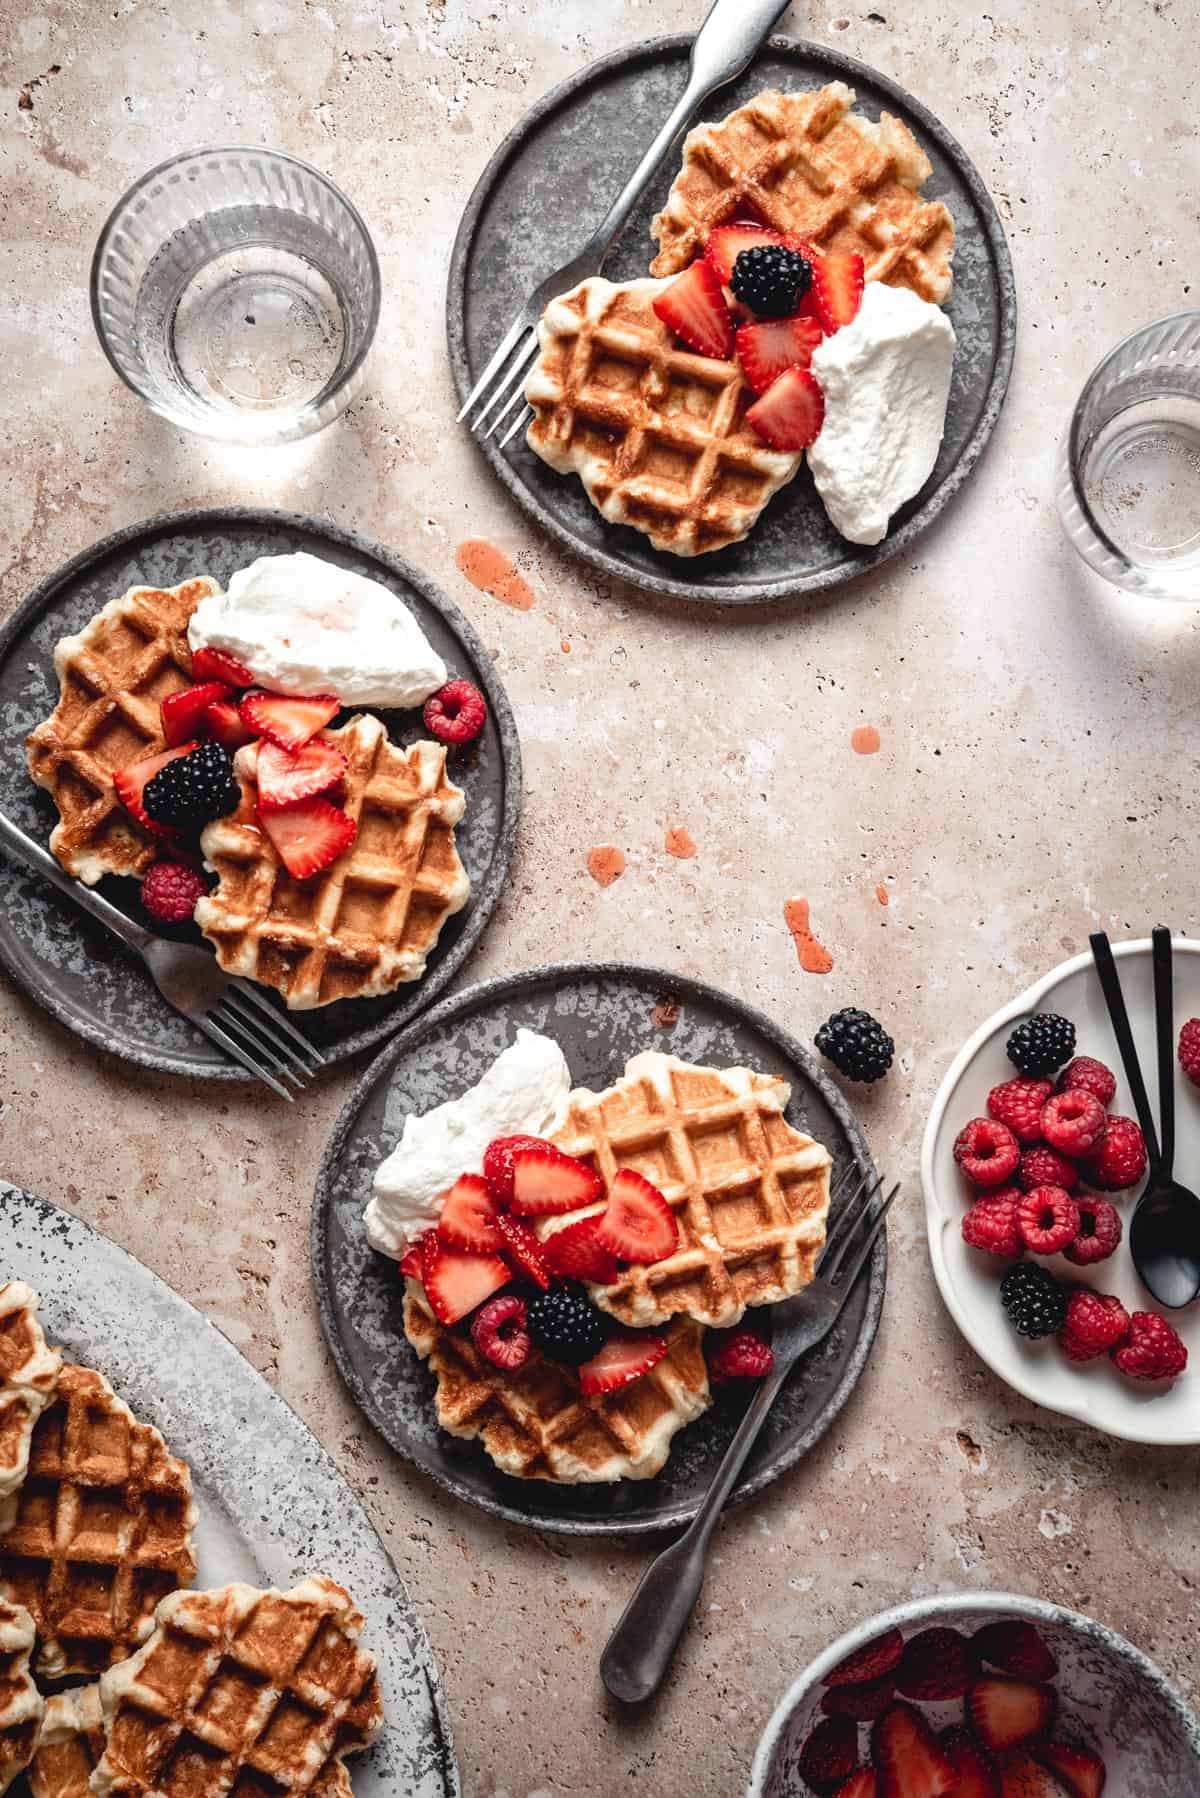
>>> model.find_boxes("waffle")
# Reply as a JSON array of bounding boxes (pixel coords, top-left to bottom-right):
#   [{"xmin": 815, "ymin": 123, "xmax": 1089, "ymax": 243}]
[
  {"xmin": 26, "ymin": 578, "xmax": 220, "ymax": 886},
  {"xmin": 27, "ymin": 1684, "xmax": 103, "ymax": 1798},
  {"xmin": 0, "ymin": 1363, "xmax": 198, "ymax": 1679},
  {"xmin": 0, "ymin": 1284, "xmax": 61, "ymax": 1531},
  {"xmin": 650, "ymin": 82, "xmax": 955, "ymax": 303},
  {"xmin": 196, "ymin": 714, "xmax": 470, "ymax": 1009},
  {"xmin": 91, "ymin": 1577, "xmax": 383, "ymax": 1798},
  {"xmin": 544, "ymin": 1051, "xmax": 831, "ymax": 1330},
  {"xmin": 403, "ymin": 1285, "xmax": 710, "ymax": 1483},
  {"xmin": 0, "ymin": 1600, "xmax": 42, "ymax": 1795},
  {"xmin": 525, "ymin": 275, "xmax": 802, "ymax": 557}
]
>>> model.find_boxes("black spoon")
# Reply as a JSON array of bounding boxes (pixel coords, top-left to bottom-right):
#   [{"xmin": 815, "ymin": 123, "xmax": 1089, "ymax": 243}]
[{"xmin": 1089, "ymin": 929, "xmax": 1200, "ymax": 1308}]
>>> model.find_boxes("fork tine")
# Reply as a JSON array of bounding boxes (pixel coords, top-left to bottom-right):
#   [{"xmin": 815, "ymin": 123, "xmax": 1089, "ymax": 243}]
[
  {"xmin": 456, "ymin": 315, "xmax": 529, "ymax": 424},
  {"xmin": 498, "ymin": 403, "xmax": 533, "ymax": 449},
  {"xmin": 213, "ymin": 1001, "xmax": 308, "ymax": 1090},
  {"xmin": 470, "ymin": 333, "xmax": 539, "ymax": 432},
  {"xmin": 193, "ymin": 1013, "xmax": 294, "ymax": 1100},
  {"xmin": 817, "ymin": 1170, "xmax": 882, "ymax": 1275},
  {"xmin": 486, "ymin": 379, "xmax": 532, "ymax": 440},
  {"xmin": 228, "ymin": 980, "xmax": 325, "ymax": 1068},
  {"xmin": 829, "ymin": 1182, "xmax": 900, "ymax": 1291},
  {"xmin": 220, "ymin": 990, "xmax": 317, "ymax": 1081}
]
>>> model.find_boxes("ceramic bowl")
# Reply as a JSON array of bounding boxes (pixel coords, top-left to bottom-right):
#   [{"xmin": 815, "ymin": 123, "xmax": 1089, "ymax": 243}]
[{"xmin": 748, "ymin": 1592, "xmax": 1200, "ymax": 1796}]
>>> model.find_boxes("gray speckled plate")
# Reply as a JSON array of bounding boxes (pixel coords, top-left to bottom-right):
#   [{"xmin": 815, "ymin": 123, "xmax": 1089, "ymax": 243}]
[
  {"xmin": 0, "ymin": 508, "xmax": 521, "ymax": 1081},
  {"xmin": 0, "ymin": 1182, "xmax": 459, "ymax": 1798},
  {"xmin": 447, "ymin": 35, "xmax": 1016, "ymax": 605},
  {"xmin": 312, "ymin": 964, "xmax": 886, "ymax": 1536}
]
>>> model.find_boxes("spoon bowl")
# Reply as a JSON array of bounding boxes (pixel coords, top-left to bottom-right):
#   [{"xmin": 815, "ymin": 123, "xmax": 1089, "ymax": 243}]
[{"xmin": 1128, "ymin": 1178, "xmax": 1200, "ymax": 1309}]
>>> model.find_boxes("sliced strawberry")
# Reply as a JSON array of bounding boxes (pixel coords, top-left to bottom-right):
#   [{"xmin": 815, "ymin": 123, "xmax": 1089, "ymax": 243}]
[
  {"xmin": 161, "ymin": 680, "xmax": 231, "ymax": 747},
  {"xmin": 482, "ymin": 1133, "xmax": 549, "ymax": 1207},
  {"xmin": 704, "ymin": 222, "xmax": 788, "ymax": 285},
  {"xmin": 811, "ymin": 250, "xmax": 865, "ymax": 333},
  {"xmin": 191, "ymin": 645, "xmax": 255, "ymax": 687},
  {"xmin": 495, "ymin": 1214, "xmax": 551, "ymax": 1291},
  {"xmin": 256, "ymin": 737, "xmax": 347, "ymax": 811},
  {"xmin": 205, "ymin": 699, "xmax": 256, "ymax": 753},
  {"xmin": 420, "ymin": 1233, "xmax": 509, "ymax": 1327},
  {"xmin": 239, "ymin": 689, "xmax": 339, "ymax": 750},
  {"xmin": 966, "ymin": 1680, "xmax": 1057, "ymax": 1754},
  {"xmin": 437, "ymin": 1173, "xmax": 503, "ymax": 1254},
  {"xmin": 577, "ymin": 1330, "xmax": 668, "ymax": 1396},
  {"xmin": 398, "ymin": 1234, "xmax": 429, "ymax": 1281},
  {"xmin": 835, "ymin": 1775, "xmax": 878, "ymax": 1798},
  {"xmin": 258, "ymin": 797, "xmax": 356, "ymax": 880},
  {"xmin": 593, "ymin": 1169, "xmax": 679, "ymax": 1265},
  {"xmin": 112, "ymin": 741, "xmax": 200, "ymax": 834},
  {"xmin": 826, "ymin": 1627, "xmax": 905, "ymax": 1688},
  {"xmin": 736, "ymin": 315, "xmax": 823, "ymax": 395},
  {"xmin": 871, "ymin": 1702, "xmax": 956, "ymax": 1798},
  {"xmin": 510, "ymin": 1144, "xmax": 603, "ymax": 1218},
  {"xmin": 896, "ymin": 1626, "xmax": 972, "ymax": 1701},
  {"xmin": 652, "ymin": 258, "xmax": 735, "ymax": 359},
  {"xmin": 1037, "ymin": 1743, "xmax": 1106, "ymax": 1798},
  {"xmin": 972, "ymin": 1621, "xmax": 1058, "ymax": 1683},
  {"xmin": 541, "ymin": 1215, "xmax": 621, "ymax": 1285},
  {"xmin": 821, "ymin": 1676, "xmax": 897, "ymax": 1723},
  {"xmin": 746, "ymin": 364, "xmax": 825, "ymax": 450},
  {"xmin": 939, "ymin": 1726, "xmax": 1000, "ymax": 1798},
  {"xmin": 798, "ymin": 1718, "xmax": 859, "ymax": 1795},
  {"xmin": 998, "ymin": 1752, "xmax": 1071, "ymax": 1797}
]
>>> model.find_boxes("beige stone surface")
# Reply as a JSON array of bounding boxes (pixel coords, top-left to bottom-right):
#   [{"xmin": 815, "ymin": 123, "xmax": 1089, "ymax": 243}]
[{"xmin": 2, "ymin": 1, "xmax": 1200, "ymax": 1793}]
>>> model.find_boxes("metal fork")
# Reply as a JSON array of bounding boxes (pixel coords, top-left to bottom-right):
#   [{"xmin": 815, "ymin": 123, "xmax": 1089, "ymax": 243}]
[
  {"xmin": 0, "ymin": 810, "xmax": 322, "ymax": 1099},
  {"xmin": 600, "ymin": 1163, "xmax": 899, "ymax": 1703},
  {"xmin": 457, "ymin": 0, "xmax": 792, "ymax": 449}
]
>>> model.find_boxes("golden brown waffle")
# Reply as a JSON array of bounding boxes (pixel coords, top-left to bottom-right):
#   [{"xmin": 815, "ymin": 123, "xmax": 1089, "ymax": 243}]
[
  {"xmin": 91, "ymin": 1577, "xmax": 383, "ymax": 1798},
  {"xmin": 404, "ymin": 1286, "xmax": 710, "ymax": 1483},
  {"xmin": 26, "ymin": 578, "xmax": 219, "ymax": 886},
  {"xmin": 0, "ymin": 1363, "xmax": 198, "ymax": 1679},
  {"xmin": 545, "ymin": 1051, "xmax": 831, "ymax": 1330},
  {"xmin": 26, "ymin": 1684, "xmax": 102, "ymax": 1798},
  {"xmin": 0, "ymin": 1284, "xmax": 61, "ymax": 1532},
  {"xmin": 650, "ymin": 82, "xmax": 955, "ymax": 302},
  {"xmin": 525, "ymin": 275, "xmax": 802, "ymax": 557},
  {"xmin": 0, "ymin": 1600, "xmax": 43, "ymax": 1795},
  {"xmin": 197, "ymin": 714, "xmax": 470, "ymax": 1010}
]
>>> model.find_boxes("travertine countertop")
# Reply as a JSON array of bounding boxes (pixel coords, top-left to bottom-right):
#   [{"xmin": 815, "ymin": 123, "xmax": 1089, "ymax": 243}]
[{"xmin": 2, "ymin": 2, "xmax": 1199, "ymax": 1794}]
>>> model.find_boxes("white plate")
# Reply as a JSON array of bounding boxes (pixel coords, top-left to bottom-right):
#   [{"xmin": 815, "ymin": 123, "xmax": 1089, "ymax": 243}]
[{"xmin": 921, "ymin": 937, "xmax": 1200, "ymax": 1446}]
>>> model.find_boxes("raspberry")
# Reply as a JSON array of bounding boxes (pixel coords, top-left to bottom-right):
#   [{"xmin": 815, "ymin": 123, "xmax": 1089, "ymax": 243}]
[
  {"xmin": 707, "ymin": 1327, "xmax": 775, "ymax": 1381},
  {"xmin": 1178, "ymin": 1019, "xmax": 1200, "ymax": 1089},
  {"xmin": 1058, "ymin": 1055, "xmax": 1117, "ymax": 1107},
  {"xmin": 1058, "ymin": 1290, "xmax": 1130, "ymax": 1362},
  {"xmin": 986, "ymin": 1078, "xmax": 1053, "ymax": 1144},
  {"xmin": 1040, "ymin": 1089, "xmax": 1107, "ymax": 1157},
  {"xmin": 953, "ymin": 1117, "xmax": 1020, "ymax": 1188},
  {"xmin": 961, "ymin": 1193, "xmax": 1022, "ymax": 1258},
  {"xmin": 1017, "ymin": 1146, "xmax": 1079, "ymax": 1193},
  {"xmin": 1017, "ymin": 1187, "xmax": 1080, "ymax": 1256},
  {"xmin": 470, "ymin": 1294, "xmax": 531, "ymax": 1372},
  {"xmin": 1063, "ymin": 1194, "xmax": 1122, "ymax": 1265},
  {"xmin": 141, "ymin": 860, "xmax": 206, "ymax": 924},
  {"xmin": 1112, "ymin": 1311, "xmax": 1188, "ymax": 1382},
  {"xmin": 422, "ymin": 678, "xmax": 487, "ymax": 746},
  {"xmin": 1084, "ymin": 1116, "xmax": 1147, "ymax": 1190}
]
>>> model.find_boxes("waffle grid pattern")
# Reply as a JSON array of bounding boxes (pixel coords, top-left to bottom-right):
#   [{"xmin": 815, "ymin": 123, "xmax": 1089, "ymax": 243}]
[
  {"xmin": 649, "ymin": 82, "xmax": 955, "ymax": 303},
  {"xmin": 197, "ymin": 714, "xmax": 470, "ymax": 1010},
  {"xmin": 27, "ymin": 1684, "xmax": 104, "ymax": 1798},
  {"xmin": 0, "ymin": 1600, "xmax": 43, "ymax": 1794},
  {"xmin": 0, "ymin": 1283, "xmax": 61, "ymax": 1529}
]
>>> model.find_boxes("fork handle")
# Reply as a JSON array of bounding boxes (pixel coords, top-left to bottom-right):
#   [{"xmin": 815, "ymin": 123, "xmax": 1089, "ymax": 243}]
[
  {"xmin": 600, "ymin": 1360, "xmax": 786, "ymax": 1704},
  {"xmin": 0, "ymin": 809, "xmax": 152, "ymax": 954},
  {"xmin": 588, "ymin": 0, "xmax": 792, "ymax": 264}
]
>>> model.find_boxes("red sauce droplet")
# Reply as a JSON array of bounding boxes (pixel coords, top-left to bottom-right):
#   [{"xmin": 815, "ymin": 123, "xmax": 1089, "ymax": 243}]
[
  {"xmin": 587, "ymin": 845, "xmax": 625, "ymax": 887},
  {"xmin": 851, "ymin": 725, "xmax": 881, "ymax": 755},
  {"xmin": 455, "ymin": 539, "xmax": 535, "ymax": 610},
  {"xmin": 783, "ymin": 897, "xmax": 834, "ymax": 974},
  {"xmin": 560, "ymin": 639, "xmax": 571, "ymax": 653},
  {"xmin": 876, "ymin": 884, "xmax": 889, "ymax": 906},
  {"xmin": 664, "ymin": 825, "xmax": 696, "ymax": 859}
]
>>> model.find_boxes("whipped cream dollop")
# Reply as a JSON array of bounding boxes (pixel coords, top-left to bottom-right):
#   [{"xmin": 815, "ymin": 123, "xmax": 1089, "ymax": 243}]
[
  {"xmin": 807, "ymin": 281, "xmax": 956, "ymax": 546},
  {"xmin": 188, "ymin": 552, "xmax": 447, "ymax": 707},
  {"xmin": 365, "ymin": 1029, "xmax": 572, "ymax": 1257}
]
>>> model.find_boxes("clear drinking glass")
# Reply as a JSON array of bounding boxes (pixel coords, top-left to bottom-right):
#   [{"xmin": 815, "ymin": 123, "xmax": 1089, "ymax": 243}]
[
  {"xmin": 1057, "ymin": 312, "xmax": 1200, "ymax": 600},
  {"xmin": 90, "ymin": 147, "xmax": 380, "ymax": 445}
]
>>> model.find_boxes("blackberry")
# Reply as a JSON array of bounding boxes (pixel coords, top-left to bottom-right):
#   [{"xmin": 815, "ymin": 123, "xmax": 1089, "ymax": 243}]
[
  {"xmin": 815, "ymin": 1008, "xmax": 894, "ymax": 1083},
  {"xmin": 526, "ymin": 1282, "xmax": 608, "ymax": 1365},
  {"xmin": 142, "ymin": 741, "xmax": 241, "ymax": 831},
  {"xmin": 1006, "ymin": 1012, "xmax": 1076, "ymax": 1078},
  {"xmin": 730, "ymin": 244, "xmax": 813, "ymax": 317},
  {"xmin": 1000, "ymin": 1262, "xmax": 1067, "ymax": 1339}
]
